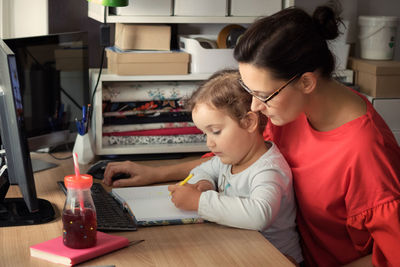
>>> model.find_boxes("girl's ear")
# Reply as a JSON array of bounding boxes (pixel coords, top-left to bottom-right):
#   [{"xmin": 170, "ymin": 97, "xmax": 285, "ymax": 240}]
[
  {"xmin": 241, "ymin": 111, "xmax": 259, "ymax": 133},
  {"xmin": 298, "ymin": 72, "xmax": 317, "ymax": 94}
]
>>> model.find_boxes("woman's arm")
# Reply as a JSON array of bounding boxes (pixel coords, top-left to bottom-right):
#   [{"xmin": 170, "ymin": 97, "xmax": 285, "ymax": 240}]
[{"xmin": 103, "ymin": 157, "xmax": 209, "ymax": 187}]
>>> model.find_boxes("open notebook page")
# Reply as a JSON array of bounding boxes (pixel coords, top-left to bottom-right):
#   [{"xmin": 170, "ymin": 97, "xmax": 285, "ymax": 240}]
[{"xmin": 111, "ymin": 185, "xmax": 199, "ymax": 222}]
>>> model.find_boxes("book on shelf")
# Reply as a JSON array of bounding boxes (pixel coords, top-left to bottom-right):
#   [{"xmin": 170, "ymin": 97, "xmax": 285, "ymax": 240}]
[
  {"xmin": 30, "ymin": 231, "xmax": 129, "ymax": 266},
  {"xmin": 111, "ymin": 184, "xmax": 203, "ymax": 226}
]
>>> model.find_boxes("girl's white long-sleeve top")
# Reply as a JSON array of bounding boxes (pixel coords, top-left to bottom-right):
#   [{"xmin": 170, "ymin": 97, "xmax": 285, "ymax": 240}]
[{"xmin": 189, "ymin": 141, "xmax": 303, "ymax": 263}]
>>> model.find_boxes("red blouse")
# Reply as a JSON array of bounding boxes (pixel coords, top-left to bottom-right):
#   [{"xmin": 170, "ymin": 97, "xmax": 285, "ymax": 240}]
[{"xmin": 265, "ymin": 92, "xmax": 400, "ymax": 266}]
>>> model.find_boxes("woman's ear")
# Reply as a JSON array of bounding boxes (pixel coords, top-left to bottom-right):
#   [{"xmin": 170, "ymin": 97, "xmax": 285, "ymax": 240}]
[
  {"xmin": 241, "ymin": 111, "xmax": 259, "ymax": 133},
  {"xmin": 298, "ymin": 72, "xmax": 317, "ymax": 94}
]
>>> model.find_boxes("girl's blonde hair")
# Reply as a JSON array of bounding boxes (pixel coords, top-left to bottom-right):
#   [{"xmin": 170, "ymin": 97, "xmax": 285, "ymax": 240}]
[{"xmin": 188, "ymin": 69, "xmax": 267, "ymax": 134}]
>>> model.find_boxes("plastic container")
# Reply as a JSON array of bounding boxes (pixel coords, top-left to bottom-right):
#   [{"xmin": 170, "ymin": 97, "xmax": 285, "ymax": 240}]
[
  {"xmin": 62, "ymin": 174, "xmax": 97, "ymax": 249},
  {"xmin": 358, "ymin": 16, "xmax": 399, "ymax": 60},
  {"xmin": 230, "ymin": 0, "xmax": 281, "ymax": 17},
  {"xmin": 72, "ymin": 133, "xmax": 95, "ymax": 165},
  {"xmin": 174, "ymin": 0, "xmax": 227, "ymax": 16},
  {"xmin": 179, "ymin": 35, "xmax": 237, "ymax": 74},
  {"xmin": 111, "ymin": 0, "xmax": 172, "ymax": 16}
]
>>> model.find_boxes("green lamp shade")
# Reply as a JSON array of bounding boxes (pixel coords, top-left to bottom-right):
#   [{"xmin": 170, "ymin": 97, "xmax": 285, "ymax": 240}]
[{"xmin": 87, "ymin": 0, "xmax": 128, "ymax": 7}]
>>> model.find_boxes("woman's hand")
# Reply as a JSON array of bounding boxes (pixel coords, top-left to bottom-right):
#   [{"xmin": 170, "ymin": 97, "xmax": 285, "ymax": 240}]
[
  {"xmin": 102, "ymin": 157, "xmax": 209, "ymax": 188},
  {"xmin": 168, "ymin": 184, "xmax": 201, "ymax": 211},
  {"xmin": 103, "ymin": 161, "xmax": 158, "ymax": 187}
]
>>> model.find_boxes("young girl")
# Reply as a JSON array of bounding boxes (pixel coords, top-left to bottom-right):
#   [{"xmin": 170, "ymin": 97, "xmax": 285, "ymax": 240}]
[{"xmin": 168, "ymin": 70, "xmax": 303, "ymax": 264}]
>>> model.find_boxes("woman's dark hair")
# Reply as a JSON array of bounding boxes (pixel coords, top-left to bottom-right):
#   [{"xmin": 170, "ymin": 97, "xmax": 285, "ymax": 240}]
[
  {"xmin": 188, "ymin": 69, "xmax": 267, "ymax": 134},
  {"xmin": 234, "ymin": 5, "xmax": 342, "ymax": 80}
]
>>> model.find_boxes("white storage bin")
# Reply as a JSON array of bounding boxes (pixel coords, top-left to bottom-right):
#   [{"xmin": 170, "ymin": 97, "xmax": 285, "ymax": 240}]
[
  {"xmin": 112, "ymin": 0, "xmax": 172, "ymax": 16},
  {"xmin": 174, "ymin": 0, "xmax": 227, "ymax": 16},
  {"xmin": 328, "ymin": 42, "xmax": 350, "ymax": 70},
  {"xmin": 230, "ymin": 0, "xmax": 281, "ymax": 17},
  {"xmin": 179, "ymin": 35, "xmax": 238, "ymax": 74},
  {"xmin": 366, "ymin": 96, "xmax": 400, "ymax": 145},
  {"xmin": 393, "ymin": 130, "xmax": 400, "ymax": 145},
  {"xmin": 370, "ymin": 97, "xmax": 400, "ymax": 130}
]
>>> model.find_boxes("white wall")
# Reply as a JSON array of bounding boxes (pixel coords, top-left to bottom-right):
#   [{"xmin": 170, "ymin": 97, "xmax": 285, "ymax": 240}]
[
  {"xmin": 0, "ymin": 0, "xmax": 48, "ymax": 39},
  {"xmin": 0, "ymin": 0, "xmax": 10, "ymax": 37}
]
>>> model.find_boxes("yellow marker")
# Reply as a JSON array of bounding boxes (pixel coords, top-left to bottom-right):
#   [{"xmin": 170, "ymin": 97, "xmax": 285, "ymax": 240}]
[
  {"xmin": 169, "ymin": 174, "xmax": 194, "ymax": 195},
  {"xmin": 179, "ymin": 173, "xmax": 194, "ymax": 186}
]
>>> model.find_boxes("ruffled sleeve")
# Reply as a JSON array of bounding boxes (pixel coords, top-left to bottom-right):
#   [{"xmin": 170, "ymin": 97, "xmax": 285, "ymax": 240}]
[{"xmin": 347, "ymin": 199, "xmax": 400, "ymax": 267}]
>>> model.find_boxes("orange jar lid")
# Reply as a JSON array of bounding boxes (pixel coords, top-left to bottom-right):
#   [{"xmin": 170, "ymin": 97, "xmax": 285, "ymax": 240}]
[{"xmin": 64, "ymin": 174, "xmax": 93, "ymax": 189}]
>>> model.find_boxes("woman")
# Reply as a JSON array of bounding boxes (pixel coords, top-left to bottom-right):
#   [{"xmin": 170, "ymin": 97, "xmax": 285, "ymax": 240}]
[
  {"xmin": 103, "ymin": 5, "xmax": 400, "ymax": 267},
  {"xmin": 234, "ymin": 5, "xmax": 400, "ymax": 267}
]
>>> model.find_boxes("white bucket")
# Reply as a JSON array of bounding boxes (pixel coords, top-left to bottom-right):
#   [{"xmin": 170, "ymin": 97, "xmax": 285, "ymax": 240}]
[{"xmin": 358, "ymin": 16, "xmax": 399, "ymax": 60}]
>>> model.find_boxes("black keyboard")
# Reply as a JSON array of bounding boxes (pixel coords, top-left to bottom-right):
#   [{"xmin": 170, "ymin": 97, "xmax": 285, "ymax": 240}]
[{"xmin": 57, "ymin": 181, "xmax": 137, "ymax": 231}]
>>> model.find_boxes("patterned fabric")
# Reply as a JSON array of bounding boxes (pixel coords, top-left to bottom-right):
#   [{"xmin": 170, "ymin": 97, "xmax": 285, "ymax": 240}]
[
  {"xmin": 103, "ymin": 100, "xmax": 186, "ymax": 113},
  {"xmin": 102, "ymin": 81, "xmax": 201, "ymax": 102},
  {"xmin": 103, "ymin": 126, "xmax": 202, "ymax": 136},
  {"xmin": 102, "ymin": 122, "xmax": 195, "ymax": 133},
  {"xmin": 103, "ymin": 134, "xmax": 206, "ymax": 146},
  {"xmin": 101, "ymin": 81, "xmax": 203, "ymax": 145},
  {"xmin": 138, "ymin": 218, "xmax": 205, "ymax": 227},
  {"xmin": 103, "ymin": 112, "xmax": 192, "ymax": 125},
  {"xmin": 103, "ymin": 109, "xmax": 189, "ymax": 117}
]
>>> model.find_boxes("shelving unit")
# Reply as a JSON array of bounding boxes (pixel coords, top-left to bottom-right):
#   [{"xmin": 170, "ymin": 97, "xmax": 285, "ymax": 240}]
[
  {"xmin": 90, "ymin": 69, "xmax": 211, "ymax": 155},
  {"xmin": 87, "ymin": 2, "xmax": 283, "ymax": 156},
  {"xmin": 88, "ymin": 3, "xmax": 259, "ymax": 24}
]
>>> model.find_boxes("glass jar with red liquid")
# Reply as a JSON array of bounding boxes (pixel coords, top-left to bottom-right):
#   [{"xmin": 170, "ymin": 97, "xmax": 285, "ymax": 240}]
[{"xmin": 62, "ymin": 174, "xmax": 97, "ymax": 249}]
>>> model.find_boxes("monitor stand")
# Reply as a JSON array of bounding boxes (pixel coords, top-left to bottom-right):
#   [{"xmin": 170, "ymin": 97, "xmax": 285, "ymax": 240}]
[
  {"xmin": 31, "ymin": 159, "xmax": 58, "ymax": 173},
  {"xmin": 0, "ymin": 198, "xmax": 55, "ymax": 227}
]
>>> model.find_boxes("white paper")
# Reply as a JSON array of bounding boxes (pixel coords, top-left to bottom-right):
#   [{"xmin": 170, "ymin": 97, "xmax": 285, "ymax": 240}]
[{"xmin": 111, "ymin": 185, "xmax": 199, "ymax": 222}]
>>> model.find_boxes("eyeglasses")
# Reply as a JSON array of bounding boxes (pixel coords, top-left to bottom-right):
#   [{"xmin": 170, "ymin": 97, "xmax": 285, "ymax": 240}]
[{"xmin": 239, "ymin": 74, "xmax": 300, "ymax": 104}]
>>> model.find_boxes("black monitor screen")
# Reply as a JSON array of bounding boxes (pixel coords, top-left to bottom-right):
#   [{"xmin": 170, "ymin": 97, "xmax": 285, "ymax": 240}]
[
  {"xmin": 0, "ymin": 39, "xmax": 54, "ymax": 226},
  {"xmin": 4, "ymin": 32, "xmax": 89, "ymax": 150}
]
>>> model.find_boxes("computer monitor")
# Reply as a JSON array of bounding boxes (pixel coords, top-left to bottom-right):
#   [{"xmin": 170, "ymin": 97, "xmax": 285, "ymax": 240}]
[
  {"xmin": 0, "ymin": 40, "xmax": 55, "ymax": 227},
  {"xmin": 4, "ymin": 32, "xmax": 89, "ymax": 172}
]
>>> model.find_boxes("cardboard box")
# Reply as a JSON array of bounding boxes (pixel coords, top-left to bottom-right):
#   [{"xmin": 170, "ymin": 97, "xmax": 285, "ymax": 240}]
[
  {"xmin": 179, "ymin": 35, "xmax": 237, "ymax": 73},
  {"xmin": 348, "ymin": 57, "xmax": 400, "ymax": 97},
  {"xmin": 106, "ymin": 47, "xmax": 189, "ymax": 75},
  {"xmin": 115, "ymin": 24, "xmax": 171, "ymax": 51},
  {"xmin": 230, "ymin": 0, "xmax": 281, "ymax": 16},
  {"xmin": 174, "ymin": 0, "xmax": 227, "ymax": 16},
  {"xmin": 111, "ymin": 0, "xmax": 172, "ymax": 16}
]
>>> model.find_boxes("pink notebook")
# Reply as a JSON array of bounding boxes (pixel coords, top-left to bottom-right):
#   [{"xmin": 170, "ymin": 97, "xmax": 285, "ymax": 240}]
[{"xmin": 30, "ymin": 231, "xmax": 129, "ymax": 266}]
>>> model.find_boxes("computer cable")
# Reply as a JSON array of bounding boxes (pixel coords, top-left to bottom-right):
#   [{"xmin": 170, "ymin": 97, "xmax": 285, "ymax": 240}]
[{"xmin": 87, "ymin": 6, "xmax": 109, "ymax": 134}]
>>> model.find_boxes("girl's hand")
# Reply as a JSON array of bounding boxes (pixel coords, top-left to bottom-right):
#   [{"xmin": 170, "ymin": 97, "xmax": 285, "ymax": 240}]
[{"xmin": 168, "ymin": 184, "xmax": 201, "ymax": 211}]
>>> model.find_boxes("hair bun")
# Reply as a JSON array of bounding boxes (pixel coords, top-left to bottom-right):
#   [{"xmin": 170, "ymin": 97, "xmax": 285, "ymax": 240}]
[{"xmin": 312, "ymin": 6, "xmax": 340, "ymax": 40}]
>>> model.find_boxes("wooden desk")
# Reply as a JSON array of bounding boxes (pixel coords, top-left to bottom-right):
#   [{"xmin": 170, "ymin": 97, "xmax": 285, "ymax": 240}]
[{"xmin": 1, "ymin": 152, "xmax": 294, "ymax": 267}]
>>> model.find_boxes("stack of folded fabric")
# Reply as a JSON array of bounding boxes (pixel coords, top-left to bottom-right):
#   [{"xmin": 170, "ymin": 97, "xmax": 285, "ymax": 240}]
[{"xmin": 102, "ymin": 81, "xmax": 206, "ymax": 146}]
